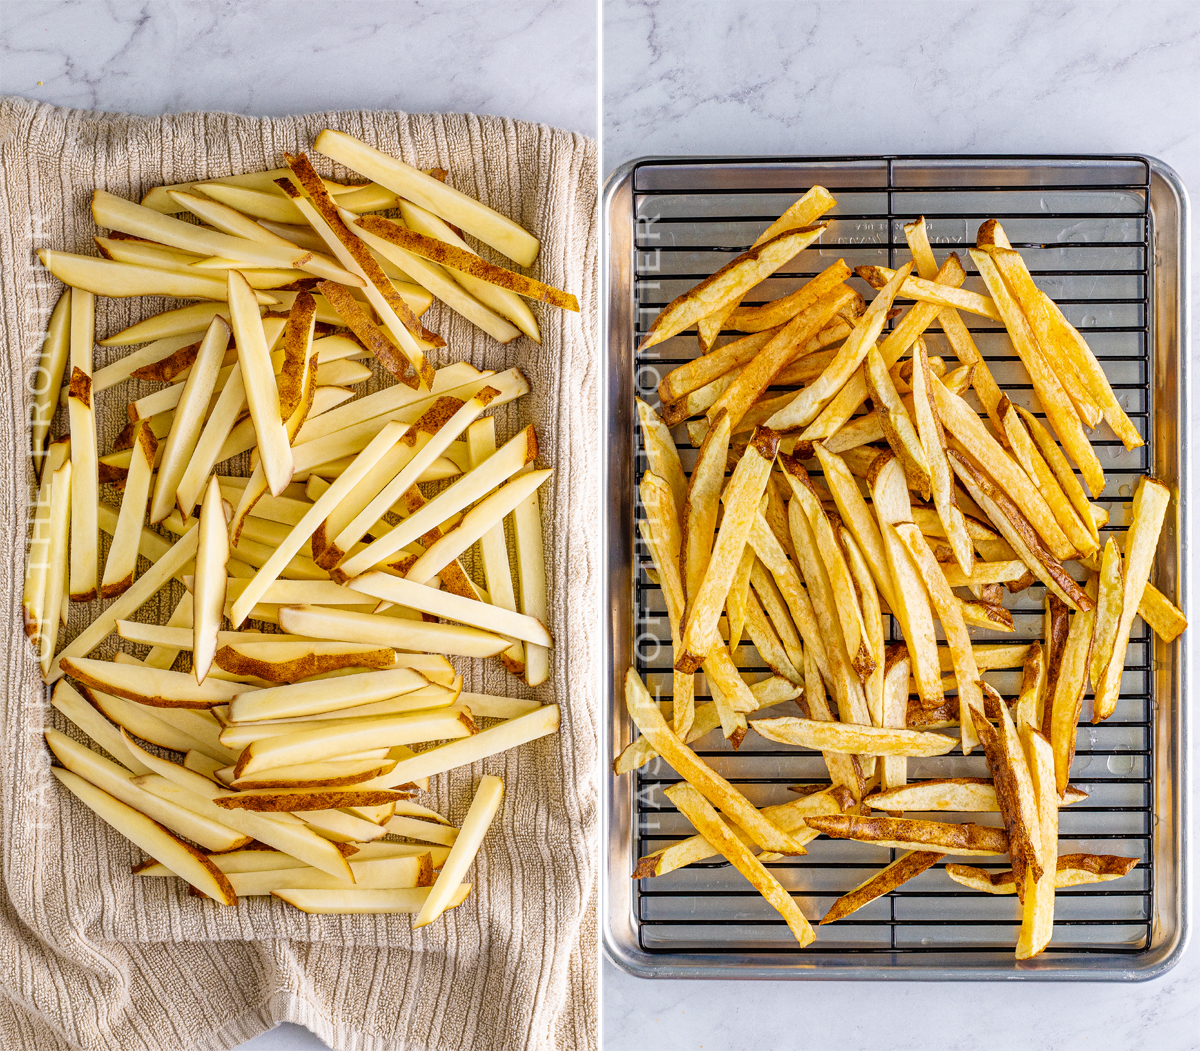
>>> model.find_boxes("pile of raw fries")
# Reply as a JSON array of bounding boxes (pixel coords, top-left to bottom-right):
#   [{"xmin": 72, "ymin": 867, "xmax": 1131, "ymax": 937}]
[
  {"xmin": 26, "ymin": 130, "xmax": 575, "ymax": 921},
  {"xmin": 618, "ymin": 188, "xmax": 1184, "ymax": 958}
]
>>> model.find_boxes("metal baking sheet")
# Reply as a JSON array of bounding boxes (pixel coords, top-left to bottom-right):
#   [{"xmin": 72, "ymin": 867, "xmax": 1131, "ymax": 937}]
[{"xmin": 601, "ymin": 156, "xmax": 1189, "ymax": 980}]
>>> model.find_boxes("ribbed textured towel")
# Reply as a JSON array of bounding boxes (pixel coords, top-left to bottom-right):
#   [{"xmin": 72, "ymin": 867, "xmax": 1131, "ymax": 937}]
[{"xmin": 0, "ymin": 97, "xmax": 597, "ymax": 1051}]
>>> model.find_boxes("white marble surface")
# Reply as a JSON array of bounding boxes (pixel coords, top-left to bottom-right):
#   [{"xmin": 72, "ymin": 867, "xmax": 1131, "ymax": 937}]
[
  {"xmin": 0, "ymin": 0, "xmax": 597, "ymax": 135},
  {"xmin": 0, "ymin": 4, "xmax": 595, "ymax": 1051},
  {"xmin": 603, "ymin": 2, "xmax": 1199, "ymax": 1049}
]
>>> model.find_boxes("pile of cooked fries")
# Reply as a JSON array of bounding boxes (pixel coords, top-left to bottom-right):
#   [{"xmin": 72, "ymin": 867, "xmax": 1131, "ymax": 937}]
[
  {"xmin": 618, "ymin": 188, "xmax": 1184, "ymax": 958},
  {"xmin": 26, "ymin": 130, "xmax": 575, "ymax": 920}
]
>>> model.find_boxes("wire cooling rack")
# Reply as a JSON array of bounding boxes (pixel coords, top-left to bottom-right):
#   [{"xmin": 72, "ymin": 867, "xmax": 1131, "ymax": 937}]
[{"xmin": 603, "ymin": 156, "xmax": 1188, "ymax": 979}]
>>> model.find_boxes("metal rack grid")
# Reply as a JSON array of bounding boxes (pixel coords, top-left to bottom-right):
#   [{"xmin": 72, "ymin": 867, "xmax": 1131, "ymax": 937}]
[{"xmin": 615, "ymin": 156, "xmax": 1177, "ymax": 969}]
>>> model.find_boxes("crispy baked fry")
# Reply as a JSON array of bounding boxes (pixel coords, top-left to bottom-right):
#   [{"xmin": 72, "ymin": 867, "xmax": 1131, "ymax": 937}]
[
  {"xmin": 625, "ymin": 667, "xmax": 806, "ymax": 854},
  {"xmin": 678, "ymin": 427, "xmax": 778, "ymax": 670},
  {"xmin": 640, "ymin": 225, "xmax": 828, "ymax": 350},
  {"xmin": 820, "ymin": 851, "xmax": 942, "ymax": 925},
  {"xmin": 1016, "ymin": 729, "xmax": 1058, "ymax": 959},
  {"xmin": 695, "ymin": 187, "xmax": 837, "ymax": 350},
  {"xmin": 949, "ymin": 854, "xmax": 1136, "ymax": 895},
  {"xmin": 805, "ymin": 814, "xmax": 1008, "ymax": 856},
  {"xmin": 766, "ymin": 263, "xmax": 912, "ymax": 432},
  {"xmin": 752, "ymin": 717, "xmax": 957, "ymax": 757},
  {"xmin": 1089, "ymin": 538, "xmax": 1125, "ymax": 694},
  {"xmin": 1092, "ymin": 478, "xmax": 1171, "ymax": 722},
  {"xmin": 665, "ymin": 783, "xmax": 815, "ymax": 946}
]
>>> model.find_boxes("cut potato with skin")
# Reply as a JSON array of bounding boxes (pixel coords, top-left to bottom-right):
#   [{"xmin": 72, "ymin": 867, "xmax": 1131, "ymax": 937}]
[
  {"xmin": 61, "ymin": 657, "xmax": 244, "ymax": 709},
  {"xmin": 100, "ymin": 423, "xmax": 157, "ymax": 598},
  {"xmin": 91, "ymin": 188, "xmax": 358, "ymax": 285},
  {"xmin": 82, "ymin": 685, "xmax": 219, "ymax": 756},
  {"xmin": 215, "ymin": 641, "xmax": 396, "ymax": 683},
  {"xmin": 52, "ymin": 767, "xmax": 237, "ymax": 904},
  {"xmin": 51, "ymin": 680, "xmax": 150, "ymax": 775},
  {"xmin": 228, "ymin": 420, "xmax": 411, "ymax": 626},
  {"xmin": 273, "ymin": 884, "xmax": 469, "ymax": 915},
  {"xmin": 283, "ymin": 157, "xmax": 436, "ymax": 383},
  {"xmin": 399, "ymin": 198, "xmax": 540, "ymax": 341},
  {"xmin": 276, "ymin": 604, "xmax": 510, "ymax": 659},
  {"xmin": 228, "ymin": 665, "xmax": 431, "ymax": 722},
  {"xmin": 37, "ymin": 250, "xmax": 279, "ymax": 305},
  {"xmin": 356, "ymin": 215, "xmax": 577, "ymax": 311},
  {"xmin": 67, "ymin": 288, "xmax": 98, "ymax": 603},
  {"xmin": 348, "ymin": 573, "xmax": 552, "ymax": 648},
  {"xmin": 212, "ymin": 788, "xmax": 408, "ymax": 812},
  {"xmin": 399, "ymin": 469, "xmax": 552, "ymax": 585},
  {"xmin": 193, "ymin": 475, "xmax": 230, "ymax": 684},
  {"xmin": 30, "ymin": 291, "xmax": 70, "ymax": 476},
  {"xmin": 385, "ymin": 815, "xmax": 461, "ymax": 846},
  {"xmin": 414, "ymin": 775, "xmax": 501, "ymax": 927},
  {"xmin": 227, "ymin": 758, "xmax": 399, "ymax": 790},
  {"xmin": 337, "ymin": 423, "xmax": 537, "ymax": 577},
  {"xmin": 359, "ymin": 703, "xmax": 560, "ymax": 790},
  {"xmin": 45, "ymin": 730, "xmax": 249, "ymax": 853},
  {"xmin": 227, "ymin": 270, "xmax": 294, "ymax": 496},
  {"xmin": 350, "ymin": 213, "xmax": 523, "ymax": 344},
  {"xmin": 225, "ymin": 855, "xmax": 432, "ymax": 896},
  {"xmin": 122, "ymin": 734, "xmax": 353, "ymax": 882},
  {"xmin": 316, "ymin": 128, "xmax": 539, "ymax": 266},
  {"xmin": 468, "ymin": 418, "xmax": 528, "ymax": 675},
  {"xmin": 38, "ymin": 460, "xmax": 72, "ymax": 678},
  {"xmin": 233, "ymin": 708, "xmax": 477, "ymax": 778},
  {"xmin": 323, "ymin": 389, "xmax": 502, "ymax": 567}
]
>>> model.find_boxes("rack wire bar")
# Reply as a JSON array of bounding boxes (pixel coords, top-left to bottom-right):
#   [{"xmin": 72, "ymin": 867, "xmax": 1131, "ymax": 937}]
[{"xmin": 603, "ymin": 156, "xmax": 1189, "ymax": 980}]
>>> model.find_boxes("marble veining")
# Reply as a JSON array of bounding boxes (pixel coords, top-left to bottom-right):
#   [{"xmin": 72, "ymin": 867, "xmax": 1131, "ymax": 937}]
[
  {"xmin": 603, "ymin": 2, "xmax": 1199, "ymax": 1049},
  {"xmin": 0, "ymin": 0, "xmax": 598, "ymax": 136}
]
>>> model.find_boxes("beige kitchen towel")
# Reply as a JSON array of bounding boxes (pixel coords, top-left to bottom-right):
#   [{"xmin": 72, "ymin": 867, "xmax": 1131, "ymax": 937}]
[{"xmin": 0, "ymin": 97, "xmax": 598, "ymax": 1051}]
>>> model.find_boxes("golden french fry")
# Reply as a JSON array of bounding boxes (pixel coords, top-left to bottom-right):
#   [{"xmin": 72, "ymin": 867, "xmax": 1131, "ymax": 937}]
[
  {"xmin": 625, "ymin": 667, "xmax": 805, "ymax": 855},
  {"xmin": 950, "ymin": 854, "xmax": 1136, "ymax": 896},
  {"xmin": 1092, "ymin": 478, "xmax": 1171, "ymax": 722},
  {"xmin": 678, "ymin": 427, "xmax": 778, "ymax": 670},
  {"xmin": 766, "ymin": 262, "xmax": 913, "ymax": 431},
  {"xmin": 1048, "ymin": 600, "xmax": 1096, "ymax": 795},
  {"xmin": 1015, "ymin": 640, "xmax": 1047, "ymax": 735},
  {"xmin": 970, "ymin": 249, "xmax": 1103, "ymax": 497},
  {"xmin": 695, "ymin": 186, "xmax": 837, "ymax": 350},
  {"xmin": 820, "ymin": 851, "xmax": 942, "ymax": 925},
  {"xmin": 634, "ymin": 785, "xmax": 851, "ymax": 878},
  {"xmin": 665, "ymin": 783, "xmax": 815, "ymax": 946},
  {"xmin": 868, "ymin": 453, "xmax": 942, "ymax": 710},
  {"xmin": 1089, "ymin": 538, "xmax": 1125, "ymax": 693},
  {"xmin": 752, "ymin": 717, "xmax": 956, "ymax": 757},
  {"xmin": 932, "ymin": 381, "xmax": 1071, "ymax": 560},
  {"xmin": 640, "ymin": 225, "xmax": 828, "ymax": 350},
  {"xmin": 1016, "ymin": 729, "xmax": 1058, "ymax": 959},
  {"xmin": 865, "ymin": 343, "xmax": 930, "ymax": 498},
  {"xmin": 893, "ymin": 522, "xmax": 982, "ymax": 752},
  {"xmin": 707, "ymin": 288, "xmax": 854, "ymax": 431},
  {"xmin": 805, "ymin": 814, "xmax": 1009, "ymax": 856},
  {"xmin": 948, "ymin": 450, "xmax": 1093, "ymax": 612}
]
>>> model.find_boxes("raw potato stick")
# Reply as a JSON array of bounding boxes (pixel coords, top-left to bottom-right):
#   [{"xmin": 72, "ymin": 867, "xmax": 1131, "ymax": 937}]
[
  {"xmin": 414, "ymin": 775, "xmax": 502, "ymax": 927},
  {"xmin": 30, "ymin": 291, "xmax": 70, "ymax": 477},
  {"xmin": 150, "ymin": 316, "xmax": 230, "ymax": 523},
  {"xmin": 67, "ymin": 288, "xmax": 98, "ymax": 602},
  {"xmin": 227, "ymin": 270, "xmax": 293, "ymax": 496},
  {"xmin": 101, "ymin": 423, "xmax": 157, "ymax": 598},
  {"xmin": 468, "ymin": 418, "xmax": 527, "ymax": 675},
  {"xmin": 315, "ymin": 128, "xmax": 540, "ymax": 267}
]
